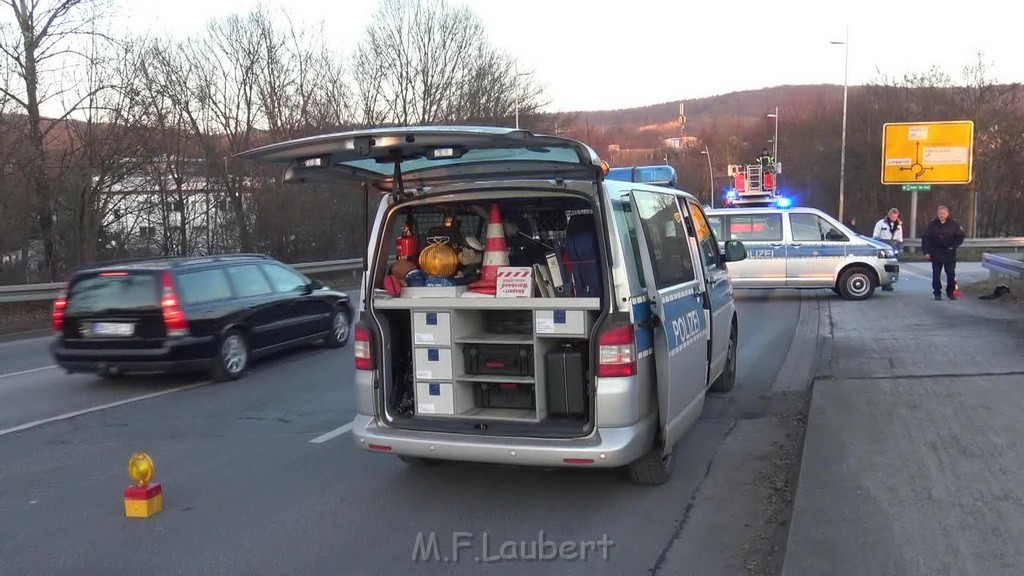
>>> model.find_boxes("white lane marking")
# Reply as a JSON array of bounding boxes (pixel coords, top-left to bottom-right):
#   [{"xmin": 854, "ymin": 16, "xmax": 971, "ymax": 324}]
[
  {"xmin": 310, "ymin": 420, "xmax": 354, "ymax": 444},
  {"xmin": 0, "ymin": 380, "xmax": 212, "ymax": 437},
  {"xmin": 0, "ymin": 365, "xmax": 58, "ymax": 380}
]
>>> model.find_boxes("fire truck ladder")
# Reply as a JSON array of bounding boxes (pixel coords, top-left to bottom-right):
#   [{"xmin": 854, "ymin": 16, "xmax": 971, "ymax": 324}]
[{"xmin": 746, "ymin": 165, "xmax": 762, "ymax": 193}]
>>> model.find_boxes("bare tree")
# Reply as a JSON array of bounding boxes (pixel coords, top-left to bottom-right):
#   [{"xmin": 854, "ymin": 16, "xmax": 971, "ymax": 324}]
[
  {"xmin": 353, "ymin": 0, "xmax": 545, "ymax": 127},
  {"xmin": 0, "ymin": 0, "xmax": 111, "ymax": 279}
]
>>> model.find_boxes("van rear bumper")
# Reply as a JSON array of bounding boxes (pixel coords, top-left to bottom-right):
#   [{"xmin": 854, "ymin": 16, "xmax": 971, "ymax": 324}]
[
  {"xmin": 51, "ymin": 336, "xmax": 216, "ymax": 375},
  {"xmin": 350, "ymin": 413, "xmax": 657, "ymax": 468}
]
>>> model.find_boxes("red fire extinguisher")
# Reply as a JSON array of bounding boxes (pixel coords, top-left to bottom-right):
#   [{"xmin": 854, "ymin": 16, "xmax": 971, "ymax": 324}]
[{"xmin": 396, "ymin": 218, "xmax": 417, "ymax": 260}]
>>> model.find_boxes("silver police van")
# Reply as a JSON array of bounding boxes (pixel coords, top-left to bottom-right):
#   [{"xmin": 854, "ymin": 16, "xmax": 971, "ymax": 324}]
[
  {"xmin": 705, "ymin": 206, "xmax": 899, "ymax": 300},
  {"xmin": 242, "ymin": 128, "xmax": 748, "ymax": 484}
]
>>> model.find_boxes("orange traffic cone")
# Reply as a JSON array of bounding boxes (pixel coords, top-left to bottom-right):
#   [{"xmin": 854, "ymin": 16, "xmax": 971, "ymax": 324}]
[
  {"xmin": 953, "ymin": 281, "xmax": 962, "ymax": 299},
  {"xmin": 468, "ymin": 203, "xmax": 510, "ymax": 295}
]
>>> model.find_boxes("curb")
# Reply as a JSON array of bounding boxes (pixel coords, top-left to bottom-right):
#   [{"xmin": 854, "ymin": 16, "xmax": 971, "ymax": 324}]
[{"xmin": 770, "ymin": 291, "xmax": 824, "ymax": 393}]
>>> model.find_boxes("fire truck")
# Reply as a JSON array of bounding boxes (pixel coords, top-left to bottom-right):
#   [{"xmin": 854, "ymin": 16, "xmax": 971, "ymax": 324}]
[{"xmin": 724, "ymin": 161, "xmax": 790, "ymax": 208}]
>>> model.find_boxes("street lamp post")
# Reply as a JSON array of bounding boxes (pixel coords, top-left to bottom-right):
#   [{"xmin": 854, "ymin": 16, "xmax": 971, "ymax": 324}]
[
  {"xmin": 513, "ymin": 70, "xmax": 530, "ymax": 129},
  {"xmin": 701, "ymin": 145, "xmax": 715, "ymax": 208},
  {"xmin": 766, "ymin": 107, "xmax": 779, "ymax": 162},
  {"xmin": 831, "ymin": 27, "xmax": 850, "ymax": 223}
]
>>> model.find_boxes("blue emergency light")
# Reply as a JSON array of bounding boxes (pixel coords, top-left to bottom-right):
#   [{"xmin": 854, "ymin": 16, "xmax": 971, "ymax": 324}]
[
  {"xmin": 726, "ymin": 189, "xmax": 738, "ymax": 201},
  {"xmin": 606, "ymin": 165, "xmax": 677, "ymax": 188},
  {"xmin": 775, "ymin": 197, "xmax": 793, "ymax": 209}
]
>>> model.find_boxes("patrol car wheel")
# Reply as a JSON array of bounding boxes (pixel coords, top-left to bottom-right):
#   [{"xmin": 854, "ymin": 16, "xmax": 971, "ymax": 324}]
[
  {"xmin": 628, "ymin": 444, "xmax": 675, "ymax": 485},
  {"xmin": 838, "ymin": 267, "xmax": 875, "ymax": 301},
  {"xmin": 710, "ymin": 327, "xmax": 737, "ymax": 393}
]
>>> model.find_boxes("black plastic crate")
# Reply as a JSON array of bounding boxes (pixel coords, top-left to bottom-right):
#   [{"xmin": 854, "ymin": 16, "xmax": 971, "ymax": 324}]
[
  {"xmin": 464, "ymin": 344, "xmax": 534, "ymax": 377},
  {"xmin": 475, "ymin": 382, "xmax": 536, "ymax": 410}
]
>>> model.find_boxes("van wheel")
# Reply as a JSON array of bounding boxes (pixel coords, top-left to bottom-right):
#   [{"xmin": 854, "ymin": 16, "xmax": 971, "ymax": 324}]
[
  {"xmin": 838, "ymin": 267, "xmax": 876, "ymax": 301},
  {"xmin": 710, "ymin": 327, "xmax": 737, "ymax": 393},
  {"xmin": 212, "ymin": 330, "xmax": 248, "ymax": 382},
  {"xmin": 324, "ymin": 308, "xmax": 351, "ymax": 348},
  {"xmin": 628, "ymin": 445, "xmax": 675, "ymax": 485},
  {"xmin": 398, "ymin": 455, "xmax": 441, "ymax": 466}
]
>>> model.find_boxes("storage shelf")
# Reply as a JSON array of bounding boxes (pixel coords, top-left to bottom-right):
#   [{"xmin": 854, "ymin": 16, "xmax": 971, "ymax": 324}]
[
  {"xmin": 457, "ymin": 374, "xmax": 535, "ymax": 384},
  {"xmin": 455, "ymin": 333, "xmax": 533, "ymax": 345},
  {"xmin": 456, "ymin": 407, "xmax": 537, "ymax": 422},
  {"xmin": 374, "ymin": 297, "xmax": 600, "ymax": 311}
]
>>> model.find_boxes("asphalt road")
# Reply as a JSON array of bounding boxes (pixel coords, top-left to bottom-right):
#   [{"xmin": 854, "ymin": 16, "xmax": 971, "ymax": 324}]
[{"xmin": 0, "ymin": 290, "xmax": 803, "ymax": 576}]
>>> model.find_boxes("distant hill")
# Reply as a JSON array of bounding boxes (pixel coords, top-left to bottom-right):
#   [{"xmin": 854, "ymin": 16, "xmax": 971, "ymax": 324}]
[{"xmin": 558, "ymin": 85, "xmax": 848, "ymax": 151}]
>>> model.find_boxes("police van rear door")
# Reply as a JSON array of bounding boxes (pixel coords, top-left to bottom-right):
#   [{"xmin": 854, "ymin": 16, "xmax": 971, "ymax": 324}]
[{"xmin": 627, "ymin": 189, "xmax": 710, "ymax": 455}]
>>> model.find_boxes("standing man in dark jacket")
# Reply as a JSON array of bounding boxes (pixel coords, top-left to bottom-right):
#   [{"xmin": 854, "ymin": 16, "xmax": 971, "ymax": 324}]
[{"xmin": 922, "ymin": 205, "xmax": 966, "ymax": 300}]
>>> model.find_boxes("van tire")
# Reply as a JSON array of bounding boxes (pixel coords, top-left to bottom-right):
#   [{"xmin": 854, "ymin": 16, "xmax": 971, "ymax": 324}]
[
  {"xmin": 212, "ymin": 329, "xmax": 249, "ymax": 382},
  {"xmin": 838, "ymin": 267, "xmax": 876, "ymax": 301},
  {"xmin": 710, "ymin": 326, "xmax": 737, "ymax": 393},
  {"xmin": 398, "ymin": 455, "xmax": 441, "ymax": 466},
  {"xmin": 324, "ymin": 308, "xmax": 351, "ymax": 348},
  {"xmin": 628, "ymin": 445, "xmax": 675, "ymax": 485}
]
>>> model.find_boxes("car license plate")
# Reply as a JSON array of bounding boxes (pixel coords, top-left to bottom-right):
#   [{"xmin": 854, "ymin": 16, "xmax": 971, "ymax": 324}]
[{"xmin": 91, "ymin": 322, "xmax": 135, "ymax": 337}]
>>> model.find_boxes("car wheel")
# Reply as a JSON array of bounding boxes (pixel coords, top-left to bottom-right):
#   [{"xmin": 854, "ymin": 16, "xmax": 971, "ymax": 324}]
[
  {"xmin": 398, "ymin": 455, "xmax": 442, "ymax": 466},
  {"xmin": 324, "ymin": 308, "xmax": 351, "ymax": 349},
  {"xmin": 710, "ymin": 326, "xmax": 737, "ymax": 393},
  {"xmin": 838, "ymin": 267, "xmax": 876, "ymax": 301},
  {"xmin": 627, "ymin": 443, "xmax": 675, "ymax": 485},
  {"xmin": 212, "ymin": 329, "xmax": 249, "ymax": 382}
]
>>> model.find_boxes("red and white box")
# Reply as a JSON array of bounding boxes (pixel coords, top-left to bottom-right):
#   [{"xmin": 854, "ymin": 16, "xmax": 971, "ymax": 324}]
[{"xmin": 495, "ymin": 267, "xmax": 534, "ymax": 298}]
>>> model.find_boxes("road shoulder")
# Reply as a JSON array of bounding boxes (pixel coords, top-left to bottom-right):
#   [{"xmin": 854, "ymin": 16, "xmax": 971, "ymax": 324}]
[{"xmin": 782, "ymin": 271, "xmax": 1024, "ymax": 575}]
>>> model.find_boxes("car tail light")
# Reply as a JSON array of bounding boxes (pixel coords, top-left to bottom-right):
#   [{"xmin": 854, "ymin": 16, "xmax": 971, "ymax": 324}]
[
  {"xmin": 597, "ymin": 323, "xmax": 636, "ymax": 378},
  {"xmin": 160, "ymin": 271, "xmax": 189, "ymax": 337},
  {"xmin": 51, "ymin": 288, "xmax": 68, "ymax": 332},
  {"xmin": 355, "ymin": 323, "xmax": 373, "ymax": 370}
]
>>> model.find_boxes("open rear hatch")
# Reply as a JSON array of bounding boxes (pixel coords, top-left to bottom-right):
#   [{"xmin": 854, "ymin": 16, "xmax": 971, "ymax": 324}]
[{"xmin": 240, "ymin": 128, "xmax": 612, "ymax": 439}]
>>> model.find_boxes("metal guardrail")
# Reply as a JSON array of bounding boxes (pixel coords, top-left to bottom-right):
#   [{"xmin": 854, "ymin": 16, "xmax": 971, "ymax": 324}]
[
  {"xmin": 982, "ymin": 252, "xmax": 1024, "ymax": 280},
  {"xmin": 0, "ymin": 258, "xmax": 363, "ymax": 304},
  {"xmin": 902, "ymin": 237, "xmax": 1024, "ymax": 251}
]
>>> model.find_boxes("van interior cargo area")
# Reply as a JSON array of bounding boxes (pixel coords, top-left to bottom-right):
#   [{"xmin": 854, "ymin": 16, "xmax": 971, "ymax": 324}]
[{"xmin": 370, "ymin": 195, "xmax": 603, "ymax": 437}]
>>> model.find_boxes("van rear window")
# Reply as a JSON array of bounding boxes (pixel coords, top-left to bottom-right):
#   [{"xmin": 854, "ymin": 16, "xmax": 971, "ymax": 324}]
[{"xmin": 65, "ymin": 273, "xmax": 159, "ymax": 314}]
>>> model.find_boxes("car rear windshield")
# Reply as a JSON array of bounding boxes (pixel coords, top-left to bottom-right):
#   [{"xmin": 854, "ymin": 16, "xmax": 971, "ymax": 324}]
[{"xmin": 65, "ymin": 273, "xmax": 160, "ymax": 314}]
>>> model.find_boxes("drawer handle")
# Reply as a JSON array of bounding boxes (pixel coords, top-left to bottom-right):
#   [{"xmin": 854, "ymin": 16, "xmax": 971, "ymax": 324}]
[{"xmin": 485, "ymin": 360, "xmax": 506, "ymax": 368}]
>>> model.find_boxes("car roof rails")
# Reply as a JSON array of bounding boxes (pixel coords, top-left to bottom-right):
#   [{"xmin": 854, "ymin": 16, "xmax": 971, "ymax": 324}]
[{"xmin": 78, "ymin": 253, "xmax": 272, "ymax": 271}]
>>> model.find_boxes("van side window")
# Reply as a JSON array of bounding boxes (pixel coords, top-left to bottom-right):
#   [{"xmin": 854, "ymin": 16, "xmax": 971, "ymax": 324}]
[
  {"xmin": 687, "ymin": 201, "xmax": 722, "ymax": 269},
  {"xmin": 790, "ymin": 213, "xmax": 849, "ymax": 242},
  {"xmin": 728, "ymin": 214, "xmax": 783, "ymax": 242},
  {"xmin": 631, "ymin": 191, "xmax": 696, "ymax": 287},
  {"xmin": 225, "ymin": 264, "xmax": 274, "ymax": 297},
  {"xmin": 612, "ymin": 200, "xmax": 646, "ymax": 289},
  {"xmin": 177, "ymin": 268, "xmax": 233, "ymax": 305}
]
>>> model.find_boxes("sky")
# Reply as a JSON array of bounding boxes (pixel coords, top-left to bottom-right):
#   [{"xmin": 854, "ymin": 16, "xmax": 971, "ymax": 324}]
[{"xmin": 120, "ymin": 0, "xmax": 1023, "ymax": 112}]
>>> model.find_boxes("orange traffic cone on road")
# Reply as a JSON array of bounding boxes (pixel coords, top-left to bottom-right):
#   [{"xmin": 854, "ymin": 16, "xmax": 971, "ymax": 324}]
[
  {"xmin": 468, "ymin": 203, "xmax": 509, "ymax": 295},
  {"xmin": 953, "ymin": 281, "xmax": 962, "ymax": 299}
]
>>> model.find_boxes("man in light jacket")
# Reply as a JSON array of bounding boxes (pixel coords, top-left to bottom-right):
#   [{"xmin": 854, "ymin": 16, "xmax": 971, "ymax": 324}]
[{"xmin": 872, "ymin": 208, "xmax": 904, "ymax": 292}]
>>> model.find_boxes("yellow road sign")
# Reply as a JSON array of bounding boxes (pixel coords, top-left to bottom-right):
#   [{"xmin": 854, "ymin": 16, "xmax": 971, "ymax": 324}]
[{"xmin": 881, "ymin": 121, "xmax": 974, "ymax": 185}]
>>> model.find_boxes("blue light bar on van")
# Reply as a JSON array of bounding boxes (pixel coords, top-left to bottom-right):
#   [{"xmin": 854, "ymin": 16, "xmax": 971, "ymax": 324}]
[
  {"xmin": 776, "ymin": 197, "xmax": 793, "ymax": 209},
  {"xmin": 726, "ymin": 189, "xmax": 738, "ymax": 200},
  {"xmin": 606, "ymin": 165, "xmax": 677, "ymax": 188}
]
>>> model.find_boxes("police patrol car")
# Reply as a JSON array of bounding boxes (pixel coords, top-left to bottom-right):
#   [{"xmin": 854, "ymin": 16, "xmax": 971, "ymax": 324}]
[
  {"xmin": 241, "ymin": 129, "xmax": 748, "ymax": 485},
  {"xmin": 705, "ymin": 206, "xmax": 899, "ymax": 300}
]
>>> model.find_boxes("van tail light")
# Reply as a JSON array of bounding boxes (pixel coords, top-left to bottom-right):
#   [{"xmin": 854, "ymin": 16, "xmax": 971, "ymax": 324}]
[
  {"xmin": 160, "ymin": 271, "xmax": 189, "ymax": 337},
  {"xmin": 355, "ymin": 323, "xmax": 373, "ymax": 370},
  {"xmin": 51, "ymin": 287, "xmax": 68, "ymax": 332},
  {"xmin": 597, "ymin": 323, "xmax": 636, "ymax": 378}
]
